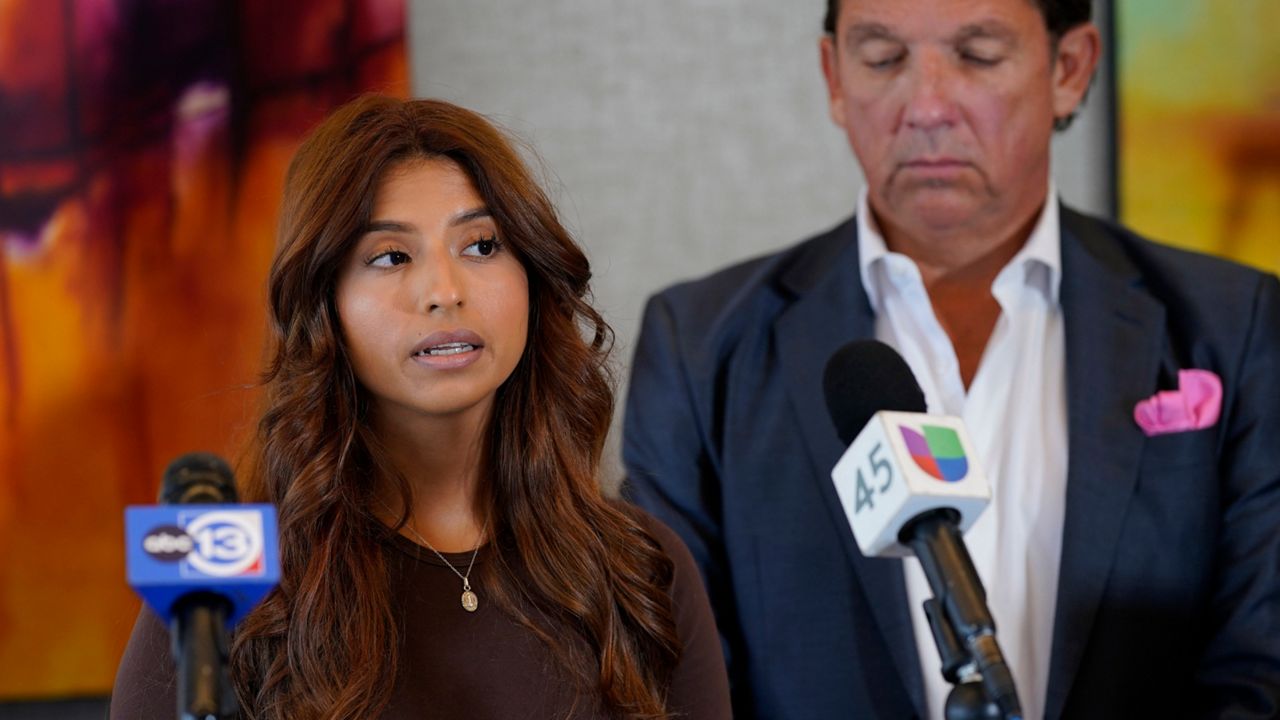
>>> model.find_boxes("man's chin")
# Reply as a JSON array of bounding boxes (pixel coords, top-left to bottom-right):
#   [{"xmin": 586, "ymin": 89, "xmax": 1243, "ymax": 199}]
[{"xmin": 880, "ymin": 184, "xmax": 987, "ymax": 232}]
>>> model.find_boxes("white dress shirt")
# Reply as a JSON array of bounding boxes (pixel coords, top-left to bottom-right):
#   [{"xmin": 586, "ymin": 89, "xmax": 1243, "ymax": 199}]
[{"xmin": 856, "ymin": 187, "xmax": 1069, "ymax": 720}]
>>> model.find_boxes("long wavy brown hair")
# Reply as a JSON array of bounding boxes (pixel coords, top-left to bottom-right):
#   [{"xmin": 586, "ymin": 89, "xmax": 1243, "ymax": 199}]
[{"xmin": 230, "ymin": 95, "xmax": 681, "ymax": 719}]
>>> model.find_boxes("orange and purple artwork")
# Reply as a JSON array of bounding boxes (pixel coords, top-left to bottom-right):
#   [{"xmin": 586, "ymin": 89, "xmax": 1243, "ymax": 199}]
[
  {"xmin": 0, "ymin": 0, "xmax": 406, "ymax": 699},
  {"xmin": 1118, "ymin": 0, "xmax": 1280, "ymax": 274}
]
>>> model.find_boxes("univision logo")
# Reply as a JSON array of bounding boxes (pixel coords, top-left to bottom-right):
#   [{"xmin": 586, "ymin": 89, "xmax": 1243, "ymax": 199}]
[
  {"xmin": 900, "ymin": 424, "xmax": 969, "ymax": 482},
  {"xmin": 142, "ymin": 510, "xmax": 265, "ymax": 578}
]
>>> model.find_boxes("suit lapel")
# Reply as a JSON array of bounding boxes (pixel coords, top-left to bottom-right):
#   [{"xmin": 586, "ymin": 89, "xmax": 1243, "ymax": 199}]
[
  {"xmin": 764, "ymin": 208, "xmax": 1163, "ymax": 718},
  {"xmin": 772, "ymin": 218, "xmax": 927, "ymax": 717},
  {"xmin": 1044, "ymin": 208, "xmax": 1166, "ymax": 720}
]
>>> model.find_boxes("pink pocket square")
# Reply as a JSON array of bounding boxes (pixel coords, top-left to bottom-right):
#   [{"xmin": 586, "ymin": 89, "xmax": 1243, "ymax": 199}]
[{"xmin": 1133, "ymin": 369, "xmax": 1222, "ymax": 436}]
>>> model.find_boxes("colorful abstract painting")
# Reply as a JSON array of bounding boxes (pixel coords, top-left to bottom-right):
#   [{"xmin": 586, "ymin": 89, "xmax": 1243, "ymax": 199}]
[
  {"xmin": 1117, "ymin": 1, "xmax": 1280, "ymax": 274},
  {"xmin": 0, "ymin": 0, "xmax": 406, "ymax": 699}
]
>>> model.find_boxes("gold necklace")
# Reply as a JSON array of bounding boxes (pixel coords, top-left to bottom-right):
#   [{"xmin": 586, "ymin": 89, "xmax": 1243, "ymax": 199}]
[{"xmin": 382, "ymin": 500, "xmax": 488, "ymax": 612}]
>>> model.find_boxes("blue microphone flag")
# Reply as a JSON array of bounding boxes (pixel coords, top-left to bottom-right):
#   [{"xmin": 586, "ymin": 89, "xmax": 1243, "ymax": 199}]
[{"xmin": 125, "ymin": 504, "xmax": 280, "ymax": 625}]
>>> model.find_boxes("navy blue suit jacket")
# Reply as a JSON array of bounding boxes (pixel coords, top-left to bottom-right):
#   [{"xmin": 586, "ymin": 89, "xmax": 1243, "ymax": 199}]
[{"xmin": 623, "ymin": 207, "xmax": 1280, "ymax": 719}]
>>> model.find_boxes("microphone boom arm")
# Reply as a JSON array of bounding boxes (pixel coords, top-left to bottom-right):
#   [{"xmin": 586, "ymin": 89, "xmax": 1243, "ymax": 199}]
[{"xmin": 904, "ymin": 510, "xmax": 1023, "ymax": 720}]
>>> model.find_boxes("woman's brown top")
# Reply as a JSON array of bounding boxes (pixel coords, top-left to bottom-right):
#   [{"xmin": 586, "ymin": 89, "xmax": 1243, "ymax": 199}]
[{"xmin": 110, "ymin": 512, "xmax": 732, "ymax": 719}]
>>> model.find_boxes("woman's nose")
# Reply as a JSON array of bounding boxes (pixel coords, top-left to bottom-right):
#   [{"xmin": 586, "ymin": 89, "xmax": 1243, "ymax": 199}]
[{"xmin": 417, "ymin": 253, "xmax": 464, "ymax": 313}]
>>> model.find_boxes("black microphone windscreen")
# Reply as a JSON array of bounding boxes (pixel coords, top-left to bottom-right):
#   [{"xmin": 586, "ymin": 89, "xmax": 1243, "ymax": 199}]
[
  {"xmin": 160, "ymin": 452, "xmax": 238, "ymax": 505},
  {"xmin": 822, "ymin": 339, "xmax": 927, "ymax": 445}
]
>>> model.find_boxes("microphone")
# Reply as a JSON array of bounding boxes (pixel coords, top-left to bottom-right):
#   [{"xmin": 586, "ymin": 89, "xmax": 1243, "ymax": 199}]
[
  {"xmin": 823, "ymin": 340, "xmax": 1022, "ymax": 720},
  {"xmin": 125, "ymin": 453, "xmax": 280, "ymax": 720}
]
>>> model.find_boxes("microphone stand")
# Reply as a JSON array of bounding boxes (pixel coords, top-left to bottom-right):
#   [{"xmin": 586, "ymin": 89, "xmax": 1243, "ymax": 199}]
[
  {"xmin": 924, "ymin": 597, "xmax": 1003, "ymax": 720},
  {"xmin": 171, "ymin": 592, "xmax": 239, "ymax": 720},
  {"xmin": 904, "ymin": 510, "xmax": 1023, "ymax": 720}
]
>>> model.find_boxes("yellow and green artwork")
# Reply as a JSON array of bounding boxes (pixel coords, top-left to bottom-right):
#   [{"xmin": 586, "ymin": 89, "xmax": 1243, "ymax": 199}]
[{"xmin": 1118, "ymin": 0, "xmax": 1280, "ymax": 274}]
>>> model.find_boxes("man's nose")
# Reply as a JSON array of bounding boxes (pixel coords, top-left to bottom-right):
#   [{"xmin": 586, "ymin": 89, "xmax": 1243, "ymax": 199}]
[{"xmin": 902, "ymin": 52, "xmax": 958, "ymax": 130}]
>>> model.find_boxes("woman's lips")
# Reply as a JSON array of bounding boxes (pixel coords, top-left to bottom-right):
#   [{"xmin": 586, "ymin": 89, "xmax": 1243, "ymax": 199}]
[{"xmin": 410, "ymin": 330, "xmax": 485, "ymax": 369}]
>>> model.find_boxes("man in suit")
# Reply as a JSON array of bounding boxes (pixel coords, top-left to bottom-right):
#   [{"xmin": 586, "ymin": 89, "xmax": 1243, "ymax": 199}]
[{"xmin": 622, "ymin": 0, "xmax": 1280, "ymax": 718}]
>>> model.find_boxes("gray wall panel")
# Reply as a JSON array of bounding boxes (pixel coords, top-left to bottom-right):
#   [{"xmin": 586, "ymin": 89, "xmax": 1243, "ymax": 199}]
[{"xmin": 409, "ymin": 1, "xmax": 1113, "ymax": 484}]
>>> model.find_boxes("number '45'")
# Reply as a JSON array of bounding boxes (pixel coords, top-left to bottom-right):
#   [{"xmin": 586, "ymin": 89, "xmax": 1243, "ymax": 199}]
[{"xmin": 854, "ymin": 442, "xmax": 894, "ymax": 514}]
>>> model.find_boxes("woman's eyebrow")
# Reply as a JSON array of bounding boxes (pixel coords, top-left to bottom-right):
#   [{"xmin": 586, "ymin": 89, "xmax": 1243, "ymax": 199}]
[
  {"xmin": 448, "ymin": 207, "xmax": 492, "ymax": 227},
  {"xmin": 362, "ymin": 208, "xmax": 491, "ymax": 235},
  {"xmin": 363, "ymin": 220, "xmax": 416, "ymax": 234}
]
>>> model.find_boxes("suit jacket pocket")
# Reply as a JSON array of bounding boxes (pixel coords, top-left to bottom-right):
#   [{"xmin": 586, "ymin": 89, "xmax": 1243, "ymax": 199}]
[{"xmin": 1139, "ymin": 426, "xmax": 1218, "ymax": 470}]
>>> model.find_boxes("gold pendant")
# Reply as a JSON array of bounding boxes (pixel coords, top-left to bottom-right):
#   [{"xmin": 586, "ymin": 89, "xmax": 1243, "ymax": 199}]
[{"xmin": 461, "ymin": 590, "xmax": 479, "ymax": 612}]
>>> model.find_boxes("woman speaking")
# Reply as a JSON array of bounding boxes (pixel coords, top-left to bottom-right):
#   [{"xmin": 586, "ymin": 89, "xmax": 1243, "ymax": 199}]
[{"xmin": 112, "ymin": 95, "xmax": 730, "ymax": 719}]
